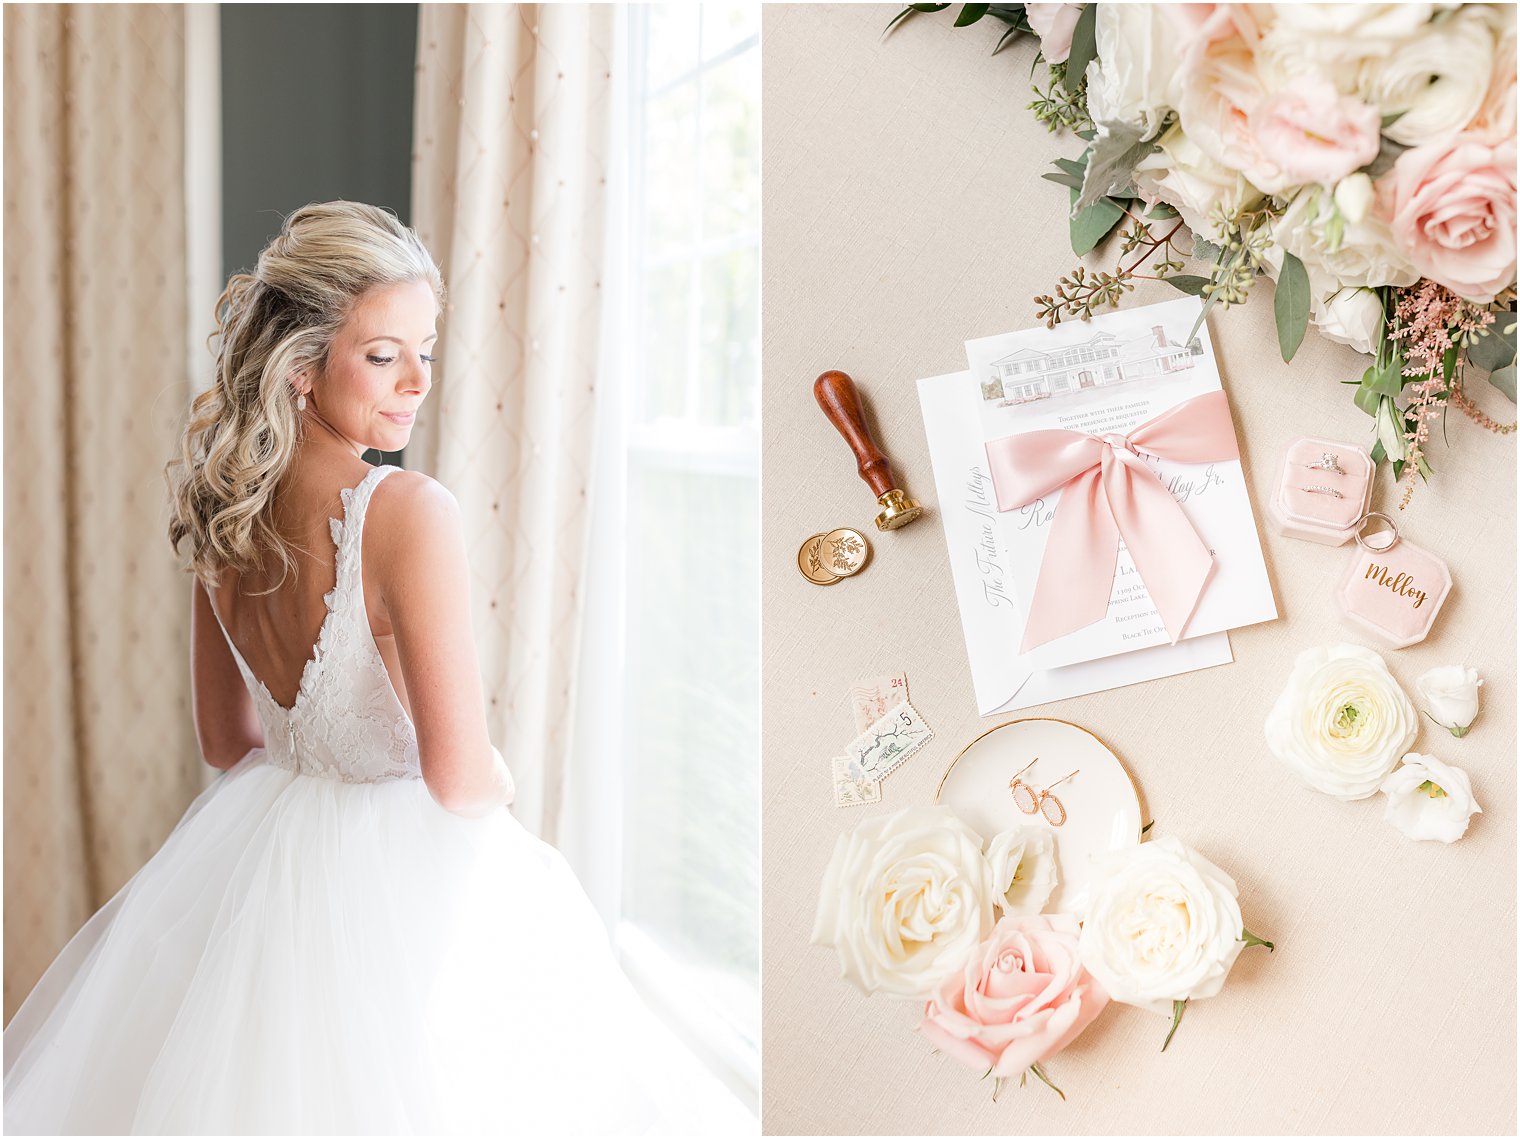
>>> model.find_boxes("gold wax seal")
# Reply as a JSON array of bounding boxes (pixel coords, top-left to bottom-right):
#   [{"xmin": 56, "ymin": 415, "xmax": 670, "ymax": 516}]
[
  {"xmin": 797, "ymin": 533, "xmax": 840, "ymax": 586},
  {"xmin": 819, "ymin": 527, "xmax": 871, "ymax": 578}
]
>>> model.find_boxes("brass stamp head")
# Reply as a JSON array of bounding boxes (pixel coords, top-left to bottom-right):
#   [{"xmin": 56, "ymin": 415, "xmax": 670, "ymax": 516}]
[{"xmin": 874, "ymin": 488, "xmax": 923, "ymax": 532}]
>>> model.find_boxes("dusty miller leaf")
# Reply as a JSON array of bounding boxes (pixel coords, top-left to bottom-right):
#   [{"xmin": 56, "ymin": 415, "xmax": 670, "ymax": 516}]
[{"xmin": 1075, "ymin": 122, "xmax": 1159, "ymax": 214}]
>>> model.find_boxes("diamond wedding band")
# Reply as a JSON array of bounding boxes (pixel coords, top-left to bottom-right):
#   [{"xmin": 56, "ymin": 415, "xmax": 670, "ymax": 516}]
[
  {"xmin": 1303, "ymin": 484, "xmax": 1344, "ymax": 498},
  {"xmin": 1306, "ymin": 452, "xmax": 1346, "ymax": 474}
]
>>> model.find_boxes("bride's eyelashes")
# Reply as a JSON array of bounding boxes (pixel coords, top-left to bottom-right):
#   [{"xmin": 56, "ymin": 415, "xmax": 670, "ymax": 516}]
[{"xmin": 365, "ymin": 353, "xmax": 438, "ymax": 366}]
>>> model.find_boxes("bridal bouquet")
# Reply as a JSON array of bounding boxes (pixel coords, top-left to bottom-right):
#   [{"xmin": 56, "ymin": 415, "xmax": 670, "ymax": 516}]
[
  {"xmin": 892, "ymin": 3, "xmax": 1517, "ymax": 504},
  {"xmin": 812, "ymin": 806, "xmax": 1273, "ymax": 1099}
]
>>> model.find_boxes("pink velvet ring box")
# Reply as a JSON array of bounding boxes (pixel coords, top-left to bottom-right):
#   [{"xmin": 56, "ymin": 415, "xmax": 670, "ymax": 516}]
[
  {"xmin": 1336, "ymin": 531, "xmax": 1451, "ymax": 648},
  {"xmin": 1267, "ymin": 436, "xmax": 1374, "ymax": 545}
]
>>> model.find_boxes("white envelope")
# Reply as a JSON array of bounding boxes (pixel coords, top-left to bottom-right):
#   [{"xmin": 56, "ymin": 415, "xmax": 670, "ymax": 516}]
[{"xmin": 917, "ymin": 369, "xmax": 1233, "ymax": 716}]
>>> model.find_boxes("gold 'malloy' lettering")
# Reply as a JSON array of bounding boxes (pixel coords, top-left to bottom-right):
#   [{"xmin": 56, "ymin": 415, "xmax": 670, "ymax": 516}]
[{"xmin": 1365, "ymin": 562, "xmax": 1427, "ymax": 609}]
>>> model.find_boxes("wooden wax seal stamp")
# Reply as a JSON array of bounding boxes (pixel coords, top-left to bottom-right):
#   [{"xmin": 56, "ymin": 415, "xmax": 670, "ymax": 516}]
[{"xmin": 813, "ymin": 370, "xmax": 923, "ymax": 532}]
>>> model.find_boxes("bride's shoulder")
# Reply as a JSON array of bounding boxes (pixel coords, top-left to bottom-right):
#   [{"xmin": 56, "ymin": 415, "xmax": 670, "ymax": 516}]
[{"xmin": 365, "ymin": 469, "xmax": 468, "ymax": 586}]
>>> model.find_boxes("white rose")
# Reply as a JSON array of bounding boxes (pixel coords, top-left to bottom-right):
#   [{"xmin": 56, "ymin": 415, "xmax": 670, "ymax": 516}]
[
  {"xmin": 1264, "ymin": 643, "xmax": 1419, "ymax": 801},
  {"xmin": 1380, "ymin": 753, "xmax": 1482, "ymax": 842},
  {"xmin": 1084, "ymin": 4, "xmax": 1178, "ymax": 138},
  {"xmin": 1078, "ymin": 837, "xmax": 1245, "ymax": 1015},
  {"xmin": 1415, "ymin": 665, "xmax": 1483, "ymax": 737},
  {"xmin": 1313, "ymin": 287, "xmax": 1385, "ymax": 355},
  {"xmin": 812, "ymin": 805, "xmax": 994, "ymax": 998},
  {"xmin": 1132, "ymin": 125, "xmax": 1263, "ymax": 241},
  {"xmin": 985, "ymin": 826, "xmax": 1058, "ymax": 916},
  {"xmin": 1358, "ymin": 7, "xmax": 1498, "ymax": 147},
  {"xmin": 1269, "ymin": 185, "xmax": 1420, "ymax": 291},
  {"xmin": 1258, "ymin": 5, "xmax": 1436, "ymax": 75}
]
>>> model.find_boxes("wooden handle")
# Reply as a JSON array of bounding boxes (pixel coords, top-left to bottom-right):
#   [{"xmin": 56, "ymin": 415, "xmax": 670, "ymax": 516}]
[{"xmin": 814, "ymin": 370, "xmax": 895, "ymax": 498}]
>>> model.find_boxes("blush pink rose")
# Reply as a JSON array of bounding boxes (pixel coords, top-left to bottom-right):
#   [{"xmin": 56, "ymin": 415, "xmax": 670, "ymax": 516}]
[
  {"xmin": 1387, "ymin": 133, "xmax": 1518, "ymax": 303},
  {"xmin": 1251, "ymin": 78, "xmax": 1381, "ymax": 186},
  {"xmin": 1025, "ymin": 3, "xmax": 1084, "ymax": 65},
  {"xmin": 918, "ymin": 913, "xmax": 1109, "ymax": 1078}
]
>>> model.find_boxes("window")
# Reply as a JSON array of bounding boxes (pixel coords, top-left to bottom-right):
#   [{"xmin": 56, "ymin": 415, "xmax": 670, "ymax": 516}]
[{"xmin": 572, "ymin": 2, "xmax": 759, "ymax": 1104}]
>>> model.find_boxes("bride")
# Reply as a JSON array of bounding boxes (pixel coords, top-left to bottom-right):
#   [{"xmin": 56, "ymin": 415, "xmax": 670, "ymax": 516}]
[{"xmin": 2, "ymin": 201, "xmax": 753, "ymax": 1135}]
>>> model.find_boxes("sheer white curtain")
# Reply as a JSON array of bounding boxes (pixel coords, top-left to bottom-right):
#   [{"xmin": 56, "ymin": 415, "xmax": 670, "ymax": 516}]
[{"xmin": 410, "ymin": 4, "xmax": 614, "ymax": 844}]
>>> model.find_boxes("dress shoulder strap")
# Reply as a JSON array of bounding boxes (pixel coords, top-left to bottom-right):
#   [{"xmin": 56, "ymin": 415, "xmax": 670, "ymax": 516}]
[{"xmin": 329, "ymin": 464, "xmax": 400, "ymax": 602}]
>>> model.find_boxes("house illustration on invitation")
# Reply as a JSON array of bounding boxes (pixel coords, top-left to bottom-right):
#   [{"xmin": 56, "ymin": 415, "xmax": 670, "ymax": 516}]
[{"xmin": 982, "ymin": 324, "xmax": 1203, "ymax": 404}]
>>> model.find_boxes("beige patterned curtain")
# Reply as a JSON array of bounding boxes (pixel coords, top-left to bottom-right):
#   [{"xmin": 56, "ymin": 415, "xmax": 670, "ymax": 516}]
[
  {"xmin": 2, "ymin": 5, "xmax": 200, "ymax": 1020},
  {"xmin": 411, "ymin": 5, "xmax": 613, "ymax": 843}
]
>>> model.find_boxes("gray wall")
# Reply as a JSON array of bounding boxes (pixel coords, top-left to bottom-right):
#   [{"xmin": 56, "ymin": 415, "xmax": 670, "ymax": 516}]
[{"xmin": 220, "ymin": 4, "xmax": 418, "ymax": 278}]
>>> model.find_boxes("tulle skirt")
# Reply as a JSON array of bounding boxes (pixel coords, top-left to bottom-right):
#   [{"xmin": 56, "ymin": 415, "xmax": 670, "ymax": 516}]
[{"xmin": 3, "ymin": 750, "xmax": 753, "ymax": 1135}]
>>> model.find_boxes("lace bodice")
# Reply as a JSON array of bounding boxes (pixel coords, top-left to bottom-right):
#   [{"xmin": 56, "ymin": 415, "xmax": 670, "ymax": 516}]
[{"xmin": 209, "ymin": 465, "xmax": 421, "ymax": 784}]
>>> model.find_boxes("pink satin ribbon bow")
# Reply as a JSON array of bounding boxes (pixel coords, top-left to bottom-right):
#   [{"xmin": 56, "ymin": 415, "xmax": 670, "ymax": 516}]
[{"xmin": 984, "ymin": 390, "xmax": 1240, "ymax": 653}]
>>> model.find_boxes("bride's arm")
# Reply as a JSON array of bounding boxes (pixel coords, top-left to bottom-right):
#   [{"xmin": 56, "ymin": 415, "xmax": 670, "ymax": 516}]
[
  {"xmin": 189, "ymin": 577, "xmax": 265, "ymax": 769},
  {"xmin": 369, "ymin": 471, "xmax": 514, "ymax": 818}
]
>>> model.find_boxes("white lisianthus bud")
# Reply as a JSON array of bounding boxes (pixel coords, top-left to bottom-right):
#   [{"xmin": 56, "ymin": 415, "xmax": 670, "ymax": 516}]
[
  {"xmin": 1414, "ymin": 665, "xmax": 1483, "ymax": 737},
  {"xmin": 1333, "ymin": 172, "xmax": 1375, "ymax": 224}
]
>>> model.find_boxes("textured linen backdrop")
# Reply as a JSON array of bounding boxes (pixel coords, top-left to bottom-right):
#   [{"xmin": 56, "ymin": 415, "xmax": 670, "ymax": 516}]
[
  {"xmin": 760, "ymin": 6, "xmax": 1517, "ymax": 1136},
  {"xmin": 2, "ymin": 4, "xmax": 201, "ymax": 1020},
  {"xmin": 411, "ymin": 4, "xmax": 613, "ymax": 844}
]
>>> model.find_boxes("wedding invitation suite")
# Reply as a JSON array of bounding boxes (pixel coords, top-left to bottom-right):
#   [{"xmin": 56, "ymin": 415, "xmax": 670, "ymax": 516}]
[
  {"xmin": 917, "ymin": 368, "xmax": 1233, "ymax": 716},
  {"xmin": 963, "ymin": 297, "xmax": 1277, "ymax": 672}
]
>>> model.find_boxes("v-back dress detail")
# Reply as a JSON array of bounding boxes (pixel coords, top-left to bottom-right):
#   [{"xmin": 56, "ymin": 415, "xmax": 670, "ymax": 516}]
[
  {"xmin": 2, "ymin": 464, "xmax": 752, "ymax": 1136},
  {"xmin": 208, "ymin": 464, "xmax": 421, "ymax": 785}
]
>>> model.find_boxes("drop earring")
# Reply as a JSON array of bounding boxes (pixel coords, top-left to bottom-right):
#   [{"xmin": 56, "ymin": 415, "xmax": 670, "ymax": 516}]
[
  {"xmin": 1031, "ymin": 770, "xmax": 1079, "ymax": 827},
  {"xmin": 296, "ymin": 392, "xmax": 307, "ymax": 411},
  {"xmin": 1007, "ymin": 759, "xmax": 1039, "ymax": 815}
]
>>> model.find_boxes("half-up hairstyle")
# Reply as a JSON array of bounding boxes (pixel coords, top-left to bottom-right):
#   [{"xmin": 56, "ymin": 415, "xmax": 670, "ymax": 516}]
[{"xmin": 166, "ymin": 201, "xmax": 444, "ymax": 591}]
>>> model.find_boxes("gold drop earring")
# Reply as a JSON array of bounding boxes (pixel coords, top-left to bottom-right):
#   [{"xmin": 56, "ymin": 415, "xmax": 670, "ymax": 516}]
[{"xmin": 1009, "ymin": 760, "xmax": 1079, "ymax": 826}]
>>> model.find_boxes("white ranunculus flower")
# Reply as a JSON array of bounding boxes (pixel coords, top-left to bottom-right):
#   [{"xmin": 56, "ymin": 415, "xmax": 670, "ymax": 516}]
[
  {"xmin": 1415, "ymin": 665, "xmax": 1483, "ymax": 737},
  {"xmin": 1269, "ymin": 186, "xmax": 1420, "ymax": 291},
  {"xmin": 812, "ymin": 805, "xmax": 994, "ymax": 998},
  {"xmin": 1264, "ymin": 643, "xmax": 1419, "ymax": 801},
  {"xmin": 1258, "ymin": 5, "xmax": 1436, "ymax": 76},
  {"xmin": 1358, "ymin": 7, "xmax": 1498, "ymax": 147},
  {"xmin": 1132, "ymin": 125, "xmax": 1262, "ymax": 241},
  {"xmin": 985, "ymin": 826, "xmax": 1058, "ymax": 916},
  {"xmin": 1084, "ymin": 4, "xmax": 1178, "ymax": 138},
  {"xmin": 1312, "ymin": 287, "xmax": 1385, "ymax": 355},
  {"xmin": 1078, "ymin": 837, "xmax": 1245, "ymax": 1015},
  {"xmin": 1380, "ymin": 753, "xmax": 1482, "ymax": 842}
]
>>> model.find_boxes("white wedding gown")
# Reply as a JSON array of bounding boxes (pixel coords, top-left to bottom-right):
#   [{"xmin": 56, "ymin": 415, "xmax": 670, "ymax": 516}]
[{"xmin": 3, "ymin": 465, "xmax": 754, "ymax": 1136}]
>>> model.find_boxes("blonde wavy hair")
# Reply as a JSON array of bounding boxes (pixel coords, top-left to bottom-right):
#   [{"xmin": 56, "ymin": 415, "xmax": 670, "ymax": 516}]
[{"xmin": 166, "ymin": 201, "xmax": 444, "ymax": 592}]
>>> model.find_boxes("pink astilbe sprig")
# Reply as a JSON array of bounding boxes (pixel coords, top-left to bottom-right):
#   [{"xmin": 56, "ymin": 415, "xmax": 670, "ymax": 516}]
[{"xmin": 1387, "ymin": 282, "xmax": 1497, "ymax": 509}]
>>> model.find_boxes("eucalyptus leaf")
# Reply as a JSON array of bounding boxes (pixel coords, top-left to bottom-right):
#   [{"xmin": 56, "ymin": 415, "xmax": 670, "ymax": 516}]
[
  {"xmin": 1042, "ymin": 170, "xmax": 1085, "ymax": 190},
  {"xmin": 1163, "ymin": 275, "xmax": 1210, "ymax": 296},
  {"xmin": 1054, "ymin": 155, "xmax": 1088, "ymax": 179},
  {"xmin": 1274, "ymin": 251, "xmax": 1311, "ymax": 363},
  {"xmin": 1064, "ymin": 2, "xmax": 1098, "ymax": 93},
  {"xmin": 1147, "ymin": 201, "xmax": 1180, "ymax": 220},
  {"xmin": 1490, "ymin": 362, "xmax": 1517, "ymax": 401},
  {"xmin": 1161, "ymin": 999, "xmax": 1187, "ymax": 1052},
  {"xmin": 1075, "ymin": 128, "xmax": 1096, "ymax": 142},
  {"xmin": 954, "ymin": 3, "xmax": 990, "ymax": 26},
  {"xmin": 1069, "ymin": 188, "xmax": 1125, "ymax": 256},
  {"xmin": 1368, "ymin": 354, "xmax": 1403, "ymax": 397},
  {"xmin": 1371, "ymin": 439, "xmax": 1387, "ymax": 463},
  {"xmin": 1468, "ymin": 322, "xmax": 1517, "ymax": 372},
  {"xmin": 1075, "ymin": 123, "xmax": 1159, "ymax": 214}
]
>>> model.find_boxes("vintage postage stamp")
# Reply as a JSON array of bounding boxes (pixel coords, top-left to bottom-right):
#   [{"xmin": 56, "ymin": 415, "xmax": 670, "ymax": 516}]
[
  {"xmin": 847, "ymin": 671, "xmax": 910, "ymax": 734},
  {"xmin": 845, "ymin": 700, "xmax": 933, "ymax": 784},
  {"xmin": 831, "ymin": 755, "xmax": 883, "ymax": 808}
]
